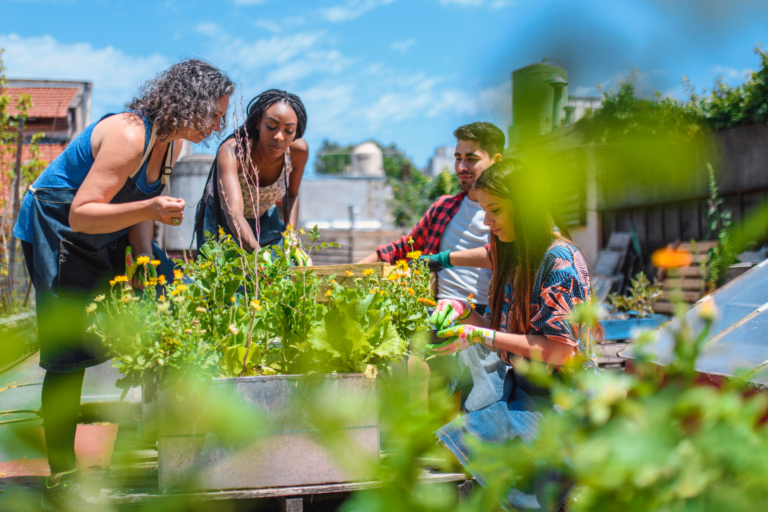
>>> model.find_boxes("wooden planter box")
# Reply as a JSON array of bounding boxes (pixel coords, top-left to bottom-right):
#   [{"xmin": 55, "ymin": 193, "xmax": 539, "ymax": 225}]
[
  {"xmin": 157, "ymin": 373, "xmax": 379, "ymax": 492},
  {"xmin": 293, "ymin": 262, "xmax": 393, "ymax": 301}
]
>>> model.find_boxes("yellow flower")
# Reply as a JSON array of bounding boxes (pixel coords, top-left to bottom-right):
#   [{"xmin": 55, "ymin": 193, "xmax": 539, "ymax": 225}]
[
  {"xmin": 151, "ymin": 259, "xmax": 161, "ymax": 267},
  {"xmin": 136, "ymin": 256, "xmax": 151, "ymax": 265},
  {"xmin": 148, "ymin": 277, "xmax": 158, "ymax": 286},
  {"xmin": 109, "ymin": 280, "xmax": 116, "ymax": 286},
  {"xmin": 363, "ymin": 268, "xmax": 375, "ymax": 277},
  {"xmin": 171, "ymin": 284, "xmax": 188, "ymax": 296},
  {"xmin": 94, "ymin": 294, "xmax": 105, "ymax": 302},
  {"xmin": 230, "ymin": 296, "xmax": 236, "ymax": 303},
  {"xmin": 300, "ymin": 227, "xmax": 306, "ymax": 235},
  {"xmin": 467, "ymin": 293, "xmax": 475, "ymax": 301},
  {"xmin": 330, "ymin": 279, "xmax": 337, "ymax": 284},
  {"xmin": 406, "ymin": 288, "xmax": 415, "ymax": 296},
  {"xmin": 408, "ymin": 236, "xmax": 414, "ymax": 244},
  {"xmin": 158, "ymin": 295, "xmax": 165, "ymax": 301},
  {"xmin": 418, "ymin": 298, "xmax": 437, "ymax": 306},
  {"xmin": 218, "ymin": 226, "xmax": 225, "ymax": 237},
  {"xmin": 345, "ymin": 271, "xmax": 353, "ymax": 277},
  {"xmin": 250, "ymin": 300, "xmax": 262, "ymax": 311},
  {"xmin": 414, "ymin": 270, "xmax": 420, "ymax": 275},
  {"xmin": 388, "ymin": 273, "xmax": 401, "ymax": 281},
  {"xmin": 157, "ymin": 274, "xmax": 166, "ymax": 285},
  {"xmin": 173, "ymin": 269, "xmax": 183, "ymax": 281},
  {"xmin": 395, "ymin": 259, "xmax": 408, "ymax": 271},
  {"xmin": 286, "ymin": 224, "xmax": 294, "ymax": 231},
  {"xmin": 370, "ymin": 288, "xmax": 379, "ymax": 295},
  {"xmin": 406, "ymin": 250, "xmax": 422, "ymax": 260},
  {"xmin": 114, "ymin": 275, "xmax": 129, "ymax": 283},
  {"xmin": 325, "ymin": 289, "xmax": 333, "ymax": 297}
]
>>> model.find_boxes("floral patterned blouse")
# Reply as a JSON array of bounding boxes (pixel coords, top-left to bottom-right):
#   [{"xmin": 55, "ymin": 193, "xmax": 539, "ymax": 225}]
[
  {"xmin": 487, "ymin": 237, "xmax": 601, "ymax": 371},
  {"xmin": 239, "ymin": 147, "xmax": 292, "ymax": 219}
]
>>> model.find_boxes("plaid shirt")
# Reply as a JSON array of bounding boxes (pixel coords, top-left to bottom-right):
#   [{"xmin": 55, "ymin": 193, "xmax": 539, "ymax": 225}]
[{"xmin": 377, "ymin": 192, "xmax": 469, "ymax": 263}]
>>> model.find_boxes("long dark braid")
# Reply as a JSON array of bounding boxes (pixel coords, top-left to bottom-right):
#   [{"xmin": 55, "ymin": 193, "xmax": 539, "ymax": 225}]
[{"xmin": 239, "ymin": 89, "xmax": 307, "ymax": 143}]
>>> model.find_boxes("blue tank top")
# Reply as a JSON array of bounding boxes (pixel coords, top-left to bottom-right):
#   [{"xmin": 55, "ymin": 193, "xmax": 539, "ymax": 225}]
[{"xmin": 14, "ymin": 112, "xmax": 162, "ymax": 243}]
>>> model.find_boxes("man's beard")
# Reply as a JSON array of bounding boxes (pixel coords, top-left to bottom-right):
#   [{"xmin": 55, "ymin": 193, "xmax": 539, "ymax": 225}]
[{"xmin": 458, "ymin": 177, "xmax": 475, "ymax": 192}]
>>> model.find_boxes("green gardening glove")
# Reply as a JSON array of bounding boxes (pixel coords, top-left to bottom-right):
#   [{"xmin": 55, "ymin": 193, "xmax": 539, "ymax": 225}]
[
  {"xmin": 429, "ymin": 298, "xmax": 472, "ymax": 330},
  {"xmin": 420, "ymin": 251, "xmax": 453, "ymax": 272}
]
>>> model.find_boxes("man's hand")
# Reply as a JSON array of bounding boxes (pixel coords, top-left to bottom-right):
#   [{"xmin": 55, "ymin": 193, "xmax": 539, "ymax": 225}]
[
  {"xmin": 419, "ymin": 251, "xmax": 453, "ymax": 272},
  {"xmin": 426, "ymin": 325, "xmax": 496, "ymax": 356},
  {"xmin": 429, "ymin": 298, "xmax": 471, "ymax": 330}
]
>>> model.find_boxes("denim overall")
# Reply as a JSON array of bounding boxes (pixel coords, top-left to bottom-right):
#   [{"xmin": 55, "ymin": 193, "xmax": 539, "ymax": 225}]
[{"xmin": 27, "ymin": 122, "xmax": 175, "ymax": 373}]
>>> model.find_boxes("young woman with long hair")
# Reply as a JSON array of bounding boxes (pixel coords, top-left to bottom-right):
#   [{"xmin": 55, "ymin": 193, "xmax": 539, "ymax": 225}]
[
  {"xmin": 13, "ymin": 59, "xmax": 235, "ymax": 511},
  {"xmin": 426, "ymin": 158, "xmax": 601, "ymax": 511},
  {"xmin": 195, "ymin": 89, "xmax": 309, "ymax": 258}
]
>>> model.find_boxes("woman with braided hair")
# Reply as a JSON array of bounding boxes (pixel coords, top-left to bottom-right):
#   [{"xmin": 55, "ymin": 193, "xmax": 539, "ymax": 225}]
[{"xmin": 195, "ymin": 89, "xmax": 309, "ymax": 261}]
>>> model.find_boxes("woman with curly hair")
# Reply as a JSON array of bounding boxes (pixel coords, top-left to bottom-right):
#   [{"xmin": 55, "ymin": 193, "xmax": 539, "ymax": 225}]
[
  {"xmin": 195, "ymin": 89, "xmax": 309, "ymax": 262},
  {"xmin": 13, "ymin": 59, "xmax": 234, "ymax": 511},
  {"xmin": 426, "ymin": 158, "xmax": 602, "ymax": 511}
]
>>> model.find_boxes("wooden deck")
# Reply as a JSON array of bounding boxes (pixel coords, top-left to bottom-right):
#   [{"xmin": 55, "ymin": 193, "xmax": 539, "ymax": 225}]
[{"xmin": 101, "ymin": 421, "xmax": 471, "ymax": 510}]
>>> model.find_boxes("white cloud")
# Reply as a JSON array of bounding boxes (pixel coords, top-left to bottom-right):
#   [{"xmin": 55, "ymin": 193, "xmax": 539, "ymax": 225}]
[
  {"xmin": 253, "ymin": 19, "xmax": 282, "ymax": 33},
  {"xmin": 390, "ymin": 38, "xmax": 416, "ymax": 53},
  {"xmin": 0, "ymin": 33, "xmax": 168, "ymax": 121},
  {"xmin": 712, "ymin": 65, "xmax": 753, "ymax": 84},
  {"xmin": 320, "ymin": 0, "xmax": 397, "ymax": 23}
]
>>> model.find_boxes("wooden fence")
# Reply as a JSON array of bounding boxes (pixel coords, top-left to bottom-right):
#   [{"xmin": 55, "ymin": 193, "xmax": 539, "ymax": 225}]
[{"xmin": 300, "ymin": 229, "xmax": 408, "ymax": 266}]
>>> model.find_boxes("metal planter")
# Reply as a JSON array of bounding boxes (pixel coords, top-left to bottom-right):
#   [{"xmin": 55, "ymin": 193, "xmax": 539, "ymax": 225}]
[{"xmin": 158, "ymin": 373, "xmax": 379, "ymax": 492}]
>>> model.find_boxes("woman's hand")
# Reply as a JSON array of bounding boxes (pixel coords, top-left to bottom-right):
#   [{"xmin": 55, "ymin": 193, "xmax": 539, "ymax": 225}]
[
  {"xmin": 426, "ymin": 325, "xmax": 496, "ymax": 356},
  {"xmin": 429, "ymin": 299, "xmax": 472, "ymax": 330},
  {"xmin": 150, "ymin": 196, "xmax": 186, "ymax": 226}
]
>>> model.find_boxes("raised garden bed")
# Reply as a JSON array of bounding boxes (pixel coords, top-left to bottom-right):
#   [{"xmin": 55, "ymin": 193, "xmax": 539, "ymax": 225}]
[{"xmin": 157, "ymin": 373, "xmax": 379, "ymax": 492}]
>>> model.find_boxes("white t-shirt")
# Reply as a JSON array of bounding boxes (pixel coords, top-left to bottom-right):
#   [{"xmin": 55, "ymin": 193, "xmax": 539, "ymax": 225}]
[{"xmin": 437, "ymin": 196, "xmax": 492, "ymax": 304}]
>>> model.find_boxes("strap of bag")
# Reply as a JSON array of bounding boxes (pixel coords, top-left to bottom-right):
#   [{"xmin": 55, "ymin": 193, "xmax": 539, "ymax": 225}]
[{"xmin": 282, "ymin": 147, "xmax": 291, "ymax": 224}]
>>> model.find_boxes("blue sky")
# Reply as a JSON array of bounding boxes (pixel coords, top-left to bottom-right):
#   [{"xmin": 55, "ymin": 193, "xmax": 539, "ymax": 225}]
[{"xmin": 1, "ymin": 0, "xmax": 767, "ymax": 170}]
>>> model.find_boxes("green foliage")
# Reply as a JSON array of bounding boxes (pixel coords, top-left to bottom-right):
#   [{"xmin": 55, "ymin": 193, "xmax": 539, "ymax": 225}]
[
  {"xmin": 702, "ymin": 163, "xmax": 736, "ymax": 292},
  {"xmin": 89, "ymin": 227, "xmax": 433, "ymax": 391},
  {"xmin": 607, "ymin": 272, "xmax": 662, "ymax": 317},
  {"xmin": 314, "ymin": 139, "xmax": 353, "ymax": 174},
  {"xmin": 389, "ymin": 168, "xmax": 460, "ymax": 228},
  {"xmin": 687, "ymin": 46, "xmax": 768, "ymax": 131}
]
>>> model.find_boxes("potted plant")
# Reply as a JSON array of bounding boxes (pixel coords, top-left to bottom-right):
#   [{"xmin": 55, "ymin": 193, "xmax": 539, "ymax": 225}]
[{"xmin": 603, "ymin": 272, "xmax": 667, "ymax": 340}]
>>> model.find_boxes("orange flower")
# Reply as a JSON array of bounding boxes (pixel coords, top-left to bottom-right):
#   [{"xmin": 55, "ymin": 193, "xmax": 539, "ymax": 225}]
[
  {"xmin": 418, "ymin": 298, "xmax": 437, "ymax": 306},
  {"xmin": 652, "ymin": 247, "xmax": 693, "ymax": 269},
  {"xmin": 345, "ymin": 271, "xmax": 353, "ymax": 277},
  {"xmin": 406, "ymin": 288, "xmax": 415, "ymax": 295},
  {"xmin": 467, "ymin": 293, "xmax": 474, "ymax": 301}
]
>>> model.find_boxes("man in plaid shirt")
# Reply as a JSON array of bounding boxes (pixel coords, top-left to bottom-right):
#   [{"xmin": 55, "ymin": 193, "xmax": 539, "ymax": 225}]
[{"xmin": 359, "ymin": 122, "xmax": 504, "ymax": 311}]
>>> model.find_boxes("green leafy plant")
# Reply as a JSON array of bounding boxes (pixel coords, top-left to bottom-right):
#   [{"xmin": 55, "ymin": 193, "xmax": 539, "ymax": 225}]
[
  {"xmin": 607, "ymin": 271, "xmax": 662, "ymax": 317},
  {"xmin": 89, "ymin": 227, "xmax": 430, "ymax": 395},
  {"xmin": 701, "ymin": 162, "xmax": 736, "ymax": 292}
]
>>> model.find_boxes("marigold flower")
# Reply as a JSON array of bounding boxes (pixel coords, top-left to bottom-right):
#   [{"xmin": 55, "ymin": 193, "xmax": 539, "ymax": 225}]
[
  {"xmin": 467, "ymin": 293, "xmax": 474, "ymax": 301},
  {"xmin": 406, "ymin": 250, "xmax": 423, "ymax": 260},
  {"xmin": 159, "ymin": 295, "xmax": 165, "ymax": 301},
  {"xmin": 151, "ymin": 259, "xmax": 161, "ymax": 267},
  {"xmin": 218, "ymin": 226, "xmax": 225, "ymax": 237},
  {"xmin": 158, "ymin": 275, "xmax": 166, "ymax": 285},
  {"xmin": 408, "ymin": 236, "xmax": 414, "ymax": 244},
  {"xmin": 300, "ymin": 227, "xmax": 306, "ymax": 235},
  {"xmin": 363, "ymin": 268, "xmax": 375, "ymax": 276},
  {"xmin": 173, "ymin": 269, "xmax": 183, "ymax": 281},
  {"xmin": 250, "ymin": 300, "xmax": 262, "ymax": 311},
  {"xmin": 171, "ymin": 284, "xmax": 188, "ymax": 296},
  {"xmin": 652, "ymin": 247, "xmax": 693, "ymax": 269},
  {"xmin": 325, "ymin": 289, "xmax": 333, "ymax": 297},
  {"xmin": 114, "ymin": 275, "xmax": 129, "ymax": 283},
  {"xmin": 406, "ymin": 288, "xmax": 415, "ymax": 295},
  {"xmin": 109, "ymin": 280, "xmax": 116, "ymax": 286},
  {"xmin": 345, "ymin": 271, "xmax": 353, "ymax": 277},
  {"xmin": 330, "ymin": 279, "xmax": 337, "ymax": 284},
  {"xmin": 414, "ymin": 270, "xmax": 420, "ymax": 275},
  {"xmin": 395, "ymin": 260, "xmax": 409, "ymax": 271},
  {"xmin": 418, "ymin": 298, "xmax": 437, "ymax": 306},
  {"xmin": 136, "ymin": 256, "xmax": 151, "ymax": 265}
]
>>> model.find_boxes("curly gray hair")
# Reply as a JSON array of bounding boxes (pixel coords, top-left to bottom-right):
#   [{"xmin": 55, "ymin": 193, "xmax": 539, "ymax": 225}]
[{"xmin": 128, "ymin": 59, "xmax": 235, "ymax": 141}]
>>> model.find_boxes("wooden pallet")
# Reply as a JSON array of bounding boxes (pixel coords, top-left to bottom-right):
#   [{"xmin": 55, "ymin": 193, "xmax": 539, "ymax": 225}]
[
  {"xmin": 100, "ymin": 421, "xmax": 471, "ymax": 510},
  {"xmin": 652, "ymin": 241, "xmax": 716, "ymax": 315}
]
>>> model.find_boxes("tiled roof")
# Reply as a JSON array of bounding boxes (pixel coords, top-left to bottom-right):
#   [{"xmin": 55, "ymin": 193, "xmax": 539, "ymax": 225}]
[{"xmin": 3, "ymin": 87, "xmax": 78, "ymax": 118}]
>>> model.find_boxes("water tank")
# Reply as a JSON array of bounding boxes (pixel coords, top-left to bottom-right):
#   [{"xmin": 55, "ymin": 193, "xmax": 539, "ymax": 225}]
[
  {"xmin": 508, "ymin": 62, "xmax": 568, "ymax": 147},
  {"xmin": 164, "ymin": 153, "xmax": 215, "ymax": 251},
  {"xmin": 350, "ymin": 142, "xmax": 384, "ymax": 177}
]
